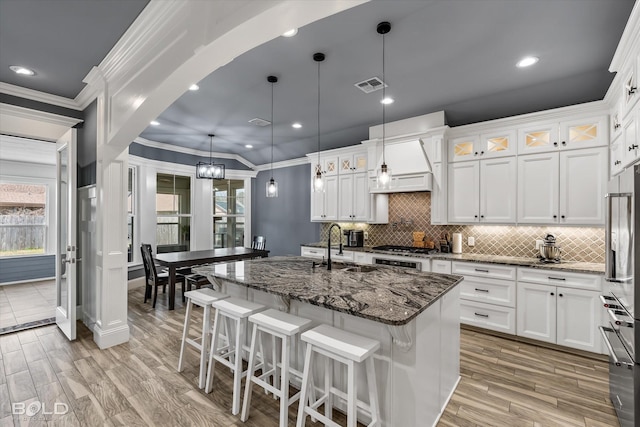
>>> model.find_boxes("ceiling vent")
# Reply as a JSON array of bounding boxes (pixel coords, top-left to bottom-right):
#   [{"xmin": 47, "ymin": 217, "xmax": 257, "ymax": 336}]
[
  {"xmin": 354, "ymin": 77, "xmax": 387, "ymax": 94},
  {"xmin": 248, "ymin": 117, "xmax": 271, "ymax": 127}
]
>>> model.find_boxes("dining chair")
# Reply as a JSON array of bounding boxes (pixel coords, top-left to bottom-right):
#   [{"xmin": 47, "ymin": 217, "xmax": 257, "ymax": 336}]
[
  {"xmin": 252, "ymin": 236, "xmax": 266, "ymax": 250},
  {"xmin": 140, "ymin": 243, "xmax": 186, "ymax": 308}
]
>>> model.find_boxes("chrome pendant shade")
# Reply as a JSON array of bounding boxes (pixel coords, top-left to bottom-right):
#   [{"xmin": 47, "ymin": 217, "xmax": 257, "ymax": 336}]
[
  {"xmin": 196, "ymin": 134, "xmax": 225, "ymax": 179},
  {"xmin": 266, "ymin": 75, "xmax": 278, "ymax": 198},
  {"xmin": 313, "ymin": 52, "xmax": 325, "ymax": 192},
  {"xmin": 376, "ymin": 21, "xmax": 392, "ymax": 190}
]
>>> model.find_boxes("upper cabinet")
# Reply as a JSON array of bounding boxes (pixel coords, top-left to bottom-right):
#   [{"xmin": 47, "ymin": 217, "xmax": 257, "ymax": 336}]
[
  {"xmin": 339, "ymin": 152, "xmax": 367, "ymax": 174},
  {"xmin": 448, "ymin": 129, "xmax": 516, "ymax": 162},
  {"xmin": 622, "ymin": 59, "xmax": 639, "ymax": 117},
  {"xmin": 517, "ymin": 116, "xmax": 606, "ymax": 155}
]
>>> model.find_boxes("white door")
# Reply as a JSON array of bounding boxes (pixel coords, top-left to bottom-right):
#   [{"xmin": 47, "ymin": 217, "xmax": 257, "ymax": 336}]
[
  {"xmin": 447, "ymin": 161, "xmax": 479, "ymax": 223},
  {"xmin": 352, "ymin": 173, "xmax": 369, "ymax": 221},
  {"xmin": 323, "ymin": 175, "xmax": 339, "ymax": 221},
  {"xmin": 338, "ymin": 174, "xmax": 353, "ymax": 221},
  {"xmin": 559, "ymin": 147, "xmax": 607, "ymax": 225},
  {"xmin": 516, "ymin": 282, "xmax": 556, "ymax": 344},
  {"xmin": 56, "ymin": 129, "xmax": 78, "ymax": 340},
  {"xmin": 480, "ymin": 157, "xmax": 517, "ymax": 223},
  {"xmin": 517, "ymin": 152, "xmax": 559, "ymax": 224},
  {"xmin": 556, "ymin": 287, "xmax": 601, "ymax": 353}
]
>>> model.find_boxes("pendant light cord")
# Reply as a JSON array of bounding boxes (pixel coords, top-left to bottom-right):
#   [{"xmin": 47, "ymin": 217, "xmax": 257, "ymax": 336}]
[
  {"xmin": 209, "ymin": 134, "xmax": 213, "ymax": 163},
  {"xmin": 382, "ymin": 30, "xmax": 386, "ymax": 165},
  {"xmin": 317, "ymin": 59, "xmax": 321, "ymax": 169},
  {"xmin": 271, "ymin": 80, "xmax": 274, "ymax": 176}
]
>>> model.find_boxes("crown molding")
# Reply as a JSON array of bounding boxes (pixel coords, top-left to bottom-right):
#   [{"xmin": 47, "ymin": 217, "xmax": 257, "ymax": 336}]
[
  {"xmin": 128, "ymin": 154, "xmax": 258, "ymax": 178},
  {"xmin": 254, "ymin": 156, "xmax": 309, "ymax": 172},
  {"xmin": 0, "ymin": 103, "xmax": 83, "ymax": 128},
  {"xmin": 133, "ymin": 137, "xmax": 256, "ymax": 170},
  {"xmin": 0, "ymin": 82, "xmax": 82, "ymax": 111},
  {"xmin": 609, "ymin": 0, "xmax": 640, "ymax": 73}
]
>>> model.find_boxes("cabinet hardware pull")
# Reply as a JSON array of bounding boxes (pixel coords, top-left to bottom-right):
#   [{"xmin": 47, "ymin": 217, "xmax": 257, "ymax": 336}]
[
  {"xmin": 474, "ymin": 312, "xmax": 489, "ymax": 318},
  {"xmin": 474, "ymin": 288, "xmax": 489, "ymax": 293},
  {"xmin": 551, "ymin": 292, "xmax": 555, "ymax": 296},
  {"xmin": 559, "ymin": 294, "xmax": 563, "ymax": 297},
  {"xmin": 614, "ymin": 123, "xmax": 621, "ymax": 129},
  {"xmin": 561, "ymin": 215, "xmax": 565, "ymax": 219},
  {"xmin": 475, "ymin": 268, "xmax": 489, "ymax": 273},
  {"xmin": 629, "ymin": 144, "xmax": 639, "ymax": 151},
  {"xmin": 474, "ymin": 152, "xmax": 478, "ymax": 156},
  {"xmin": 474, "ymin": 215, "xmax": 478, "ymax": 218},
  {"xmin": 553, "ymin": 215, "xmax": 557, "ymax": 218},
  {"xmin": 548, "ymin": 276, "xmax": 566, "ymax": 281},
  {"xmin": 480, "ymin": 151, "xmax": 484, "ymax": 155},
  {"xmin": 561, "ymin": 141, "xmax": 566, "ymax": 146},
  {"xmin": 480, "ymin": 215, "xmax": 484, "ymax": 218},
  {"xmin": 615, "ymin": 160, "xmax": 621, "ymax": 165},
  {"xmin": 629, "ymin": 86, "xmax": 637, "ymax": 95},
  {"xmin": 553, "ymin": 142, "xmax": 558, "ymax": 146}
]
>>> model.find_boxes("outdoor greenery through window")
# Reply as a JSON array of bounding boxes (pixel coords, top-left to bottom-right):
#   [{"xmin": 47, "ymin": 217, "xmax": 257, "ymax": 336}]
[
  {"xmin": 213, "ymin": 179, "xmax": 244, "ymax": 248},
  {"xmin": 156, "ymin": 173, "xmax": 191, "ymax": 253},
  {"xmin": 127, "ymin": 167, "xmax": 135, "ymax": 263},
  {"xmin": 0, "ymin": 183, "xmax": 47, "ymax": 256}
]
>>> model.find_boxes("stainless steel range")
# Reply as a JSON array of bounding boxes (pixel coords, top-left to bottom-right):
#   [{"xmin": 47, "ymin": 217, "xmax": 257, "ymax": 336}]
[
  {"xmin": 601, "ymin": 164, "xmax": 639, "ymax": 427},
  {"xmin": 371, "ymin": 245, "xmax": 438, "ymax": 271}
]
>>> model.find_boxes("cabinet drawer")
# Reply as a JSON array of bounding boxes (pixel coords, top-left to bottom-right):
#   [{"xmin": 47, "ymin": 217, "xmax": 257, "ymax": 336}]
[
  {"xmin": 517, "ymin": 267, "xmax": 602, "ymax": 291},
  {"xmin": 431, "ymin": 260, "xmax": 452, "ymax": 274},
  {"xmin": 460, "ymin": 276, "xmax": 516, "ymax": 308},
  {"xmin": 353, "ymin": 252, "xmax": 371, "ymax": 265},
  {"xmin": 452, "ymin": 261, "xmax": 516, "ymax": 281},
  {"xmin": 330, "ymin": 249, "xmax": 354, "ymax": 262},
  {"xmin": 460, "ymin": 300, "xmax": 516, "ymax": 334},
  {"xmin": 300, "ymin": 246, "xmax": 326, "ymax": 258}
]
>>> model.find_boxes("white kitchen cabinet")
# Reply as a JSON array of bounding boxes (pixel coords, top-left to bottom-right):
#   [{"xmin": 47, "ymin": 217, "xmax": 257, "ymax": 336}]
[
  {"xmin": 611, "ymin": 98, "xmax": 623, "ymax": 142},
  {"xmin": 338, "ymin": 172, "xmax": 368, "ymax": 221},
  {"xmin": 338, "ymin": 152, "xmax": 367, "ymax": 174},
  {"xmin": 448, "ymin": 157, "xmax": 516, "ymax": 223},
  {"xmin": 622, "ymin": 112, "xmax": 639, "ymax": 167},
  {"xmin": 517, "ymin": 282, "xmax": 556, "ymax": 344},
  {"xmin": 310, "ymin": 173, "xmax": 338, "ymax": 222},
  {"xmin": 353, "ymin": 252, "xmax": 371, "ymax": 265},
  {"xmin": 556, "ymin": 287, "xmax": 601, "ymax": 352},
  {"xmin": 610, "ymin": 137, "xmax": 624, "ymax": 177},
  {"xmin": 300, "ymin": 246, "xmax": 327, "ymax": 259},
  {"xmin": 448, "ymin": 129, "xmax": 516, "ymax": 162},
  {"xmin": 518, "ymin": 116, "xmax": 606, "ymax": 154},
  {"xmin": 322, "ymin": 156, "xmax": 339, "ymax": 176},
  {"xmin": 448, "ymin": 135, "xmax": 479, "ymax": 162},
  {"xmin": 622, "ymin": 60, "xmax": 639, "ymax": 117},
  {"xmin": 460, "ymin": 300, "xmax": 516, "ymax": 334},
  {"xmin": 517, "ymin": 147, "xmax": 606, "ymax": 225},
  {"xmin": 431, "ymin": 259, "xmax": 451, "ymax": 274}
]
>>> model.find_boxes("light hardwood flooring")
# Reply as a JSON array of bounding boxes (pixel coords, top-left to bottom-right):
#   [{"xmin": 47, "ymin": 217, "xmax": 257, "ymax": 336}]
[
  {"xmin": 0, "ymin": 285, "xmax": 618, "ymax": 427},
  {"xmin": 0, "ymin": 281, "xmax": 56, "ymax": 331}
]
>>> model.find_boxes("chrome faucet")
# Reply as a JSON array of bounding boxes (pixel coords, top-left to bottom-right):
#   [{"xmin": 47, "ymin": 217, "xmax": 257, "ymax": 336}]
[{"xmin": 327, "ymin": 223, "xmax": 343, "ymax": 271}]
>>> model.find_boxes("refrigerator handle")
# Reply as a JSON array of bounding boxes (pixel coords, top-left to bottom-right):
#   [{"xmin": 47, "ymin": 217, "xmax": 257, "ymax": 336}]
[{"xmin": 604, "ymin": 193, "xmax": 632, "ymax": 282}]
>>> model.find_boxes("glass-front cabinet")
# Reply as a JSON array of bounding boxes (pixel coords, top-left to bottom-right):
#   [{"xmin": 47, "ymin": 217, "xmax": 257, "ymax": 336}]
[
  {"xmin": 518, "ymin": 116, "xmax": 606, "ymax": 154},
  {"xmin": 448, "ymin": 129, "xmax": 515, "ymax": 162}
]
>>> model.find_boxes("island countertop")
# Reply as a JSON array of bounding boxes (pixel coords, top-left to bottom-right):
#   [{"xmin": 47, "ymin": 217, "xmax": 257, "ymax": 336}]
[{"xmin": 194, "ymin": 256, "xmax": 462, "ymax": 326}]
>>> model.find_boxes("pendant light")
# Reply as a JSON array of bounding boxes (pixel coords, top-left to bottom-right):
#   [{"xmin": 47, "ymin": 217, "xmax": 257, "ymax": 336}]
[
  {"xmin": 266, "ymin": 75, "xmax": 278, "ymax": 197},
  {"xmin": 312, "ymin": 52, "xmax": 325, "ymax": 192},
  {"xmin": 376, "ymin": 21, "xmax": 392, "ymax": 190},
  {"xmin": 196, "ymin": 134, "xmax": 225, "ymax": 179}
]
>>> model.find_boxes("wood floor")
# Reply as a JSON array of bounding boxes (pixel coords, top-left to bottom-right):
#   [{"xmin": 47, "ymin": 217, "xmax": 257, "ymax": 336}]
[{"xmin": 0, "ymin": 286, "xmax": 617, "ymax": 427}]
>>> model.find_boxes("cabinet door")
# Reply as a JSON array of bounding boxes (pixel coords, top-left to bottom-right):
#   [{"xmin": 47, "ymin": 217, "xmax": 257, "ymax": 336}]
[
  {"xmin": 448, "ymin": 135, "xmax": 479, "ymax": 162},
  {"xmin": 480, "ymin": 157, "xmax": 516, "ymax": 223},
  {"xmin": 323, "ymin": 157, "xmax": 339, "ymax": 176},
  {"xmin": 622, "ymin": 113, "xmax": 639, "ymax": 167},
  {"xmin": 610, "ymin": 138, "xmax": 624, "ymax": 177},
  {"xmin": 338, "ymin": 174, "xmax": 354, "ymax": 221},
  {"xmin": 478, "ymin": 129, "xmax": 516, "ymax": 159},
  {"xmin": 352, "ymin": 173, "xmax": 369, "ymax": 221},
  {"xmin": 556, "ymin": 287, "xmax": 601, "ymax": 353},
  {"xmin": 447, "ymin": 161, "xmax": 479, "ymax": 223},
  {"xmin": 323, "ymin": 175, "xmax": 339, "ymax": 221},
  {"xmin": 622, "ymin": 62, "xmax": 639, "ymax": 116},
  {"xmin": 559, "ymin": 147, "xmax": 606, "ymax": 225},
  {"xmin": 558, "ymin": 116, "xmax": 607, "ymax": 151},
  {"xmin": 516, "ymin": 282, "xmax": 556, "ymax": 344},
  {"xmin": 517, "ymin": 122, "xmax": 559, "ymax": 154},
  {"xmin": 611, "ymin": 99, "xmax": 623, "ymax": 142},
  {"xmin": 517, "ymin": 153, "xmax": 559, "ymax": 224}
]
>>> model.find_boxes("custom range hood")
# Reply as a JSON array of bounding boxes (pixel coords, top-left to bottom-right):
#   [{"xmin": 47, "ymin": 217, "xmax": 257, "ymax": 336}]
[{"xmin": 365, "ymin": 112, "xmax": 445, "ymax": 193}]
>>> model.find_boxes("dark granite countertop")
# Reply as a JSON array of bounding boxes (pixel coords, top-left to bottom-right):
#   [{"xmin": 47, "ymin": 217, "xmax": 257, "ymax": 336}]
[
  {"xmin": 301, "ymin": 243, "xmax": 604, "ymax": 274},
  {"xmin": 194, "ymin": 256, "xmax": 463, "ymax": 326}
]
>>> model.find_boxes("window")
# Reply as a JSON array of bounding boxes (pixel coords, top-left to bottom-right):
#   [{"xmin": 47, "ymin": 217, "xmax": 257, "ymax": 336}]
[
  {"xmin": 156, "ymin": 173, "xmax": 191, "ymax": 253},
  {"xmin": 213, "ymin": 179, "xmax": 245, "ymax": 248},
  {"xmin": 0, "ymin": 183, "xmax": 48, "ymax": 256},
  {"xmin": 127, "ymin": 167, "xmax": 135, "ymax": 263}
]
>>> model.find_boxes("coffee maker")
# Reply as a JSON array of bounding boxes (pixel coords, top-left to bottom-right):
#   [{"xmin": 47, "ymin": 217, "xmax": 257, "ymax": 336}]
[{"xmin": 344, "ymin": 230, "xmax": 364, "ymax": 247}]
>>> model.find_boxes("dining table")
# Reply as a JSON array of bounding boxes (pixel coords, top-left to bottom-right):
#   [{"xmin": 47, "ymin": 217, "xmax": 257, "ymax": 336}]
[{"xmin": 154, "ymin": 247, "xmax": 269, "ymax": 310}]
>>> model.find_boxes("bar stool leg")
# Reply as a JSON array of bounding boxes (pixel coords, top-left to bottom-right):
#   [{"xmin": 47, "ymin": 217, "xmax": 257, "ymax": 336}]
[
  {"xmin": 296, "ymin": 343, "xmax": 313, "ymax": 427},
  {"xmin": 366, "ymin": 357, "xmax": 381, "ymax": 427},
  {"xmin": 231, "ymin": 318, "xmax": 245, "ymax": 415},
  {"xmin": 324, "ymin": 356, "xmax": 333, "ymax": 420},
  {"xmin": 198, "ymin": 304, "xmax": 211, "ymax": 389},
  {"xmin": 272, "ymin": 335, "xmax": 279, "ymax": 398},
  {"xmin": 240, "ymin": 323, "xmax": 260, "ymax": 422},
  {"xmin": 346, "ymin": 360, "xmax": 357, "ymax": 427},
  {"xmin": 177, "ymin": 300, "xmax": 192, "ymax": 372},
  {"xmin": 205, "ymin": 309, "xmax": 222, "ymax": 393},
  {"xmin": 279, "ymin": 335, "xmax": 291, "ymax": 427}
]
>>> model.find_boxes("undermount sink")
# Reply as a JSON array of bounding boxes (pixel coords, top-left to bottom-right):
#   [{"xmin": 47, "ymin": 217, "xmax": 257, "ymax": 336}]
[{"xmin": 342, "ymin": 265, "xmax": 378, "ymax": 273}]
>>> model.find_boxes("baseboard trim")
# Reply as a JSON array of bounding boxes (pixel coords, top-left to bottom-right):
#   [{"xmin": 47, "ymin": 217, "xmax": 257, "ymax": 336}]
[{"xmin": 93, "ymin": 323, "xmax": 130, "ymax": 349}]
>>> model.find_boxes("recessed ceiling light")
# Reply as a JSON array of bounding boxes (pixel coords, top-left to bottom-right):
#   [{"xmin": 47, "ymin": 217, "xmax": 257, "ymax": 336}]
[
  {"xmin": 189, "ymin": 84, "xmax": 199, "ymax": 91},
  {"xmin": 10, "ymin": 65, "xmax": 35, "ymax": 76},
  {"xmin": 292, "ymin": 123, "xmax": 302, "ymax": 129},
  {"xmin": 245, "ymin": 144, "xmax": 253, "ymax": 148},
  {"xmin": 282, "ymin": 28, "xmax": 298, "ymax": 37},
  {"xmin": 380, "ymin": 97, "xmax": 394, "ymax": 105},
  {"xmin": 516, "ymin": 56, "xmax": 539, "ymax": 68},
  {"xmin": 150, "ymin": 120, "xmax": 160, "ymax": 126}
]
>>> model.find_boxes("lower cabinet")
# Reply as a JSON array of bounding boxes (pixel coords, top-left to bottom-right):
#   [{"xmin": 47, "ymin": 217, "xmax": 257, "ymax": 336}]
[{"xmin": 460, "ymin": 300, "xmax": 516, "ymax": 334}]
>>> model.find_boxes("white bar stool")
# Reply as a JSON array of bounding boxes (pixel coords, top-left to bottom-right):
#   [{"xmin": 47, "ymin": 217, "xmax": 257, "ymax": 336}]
[
  {"xmin": 177, "ymin": 288, "xmax": 229, "ymax": 389},
  {"xmin": 296, "ymin": 324, "xmax": 381, "ymax": 427},
  {"xmin": 204, "ymin": 297, "xmax": 266, "ymax": 415},
  {"xmin": 241, "ymin": 309, "xmax": 313, "ymax": 427}
]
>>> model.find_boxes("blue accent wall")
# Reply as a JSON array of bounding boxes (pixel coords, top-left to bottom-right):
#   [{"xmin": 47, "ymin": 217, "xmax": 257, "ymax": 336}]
[
  {"xmin": 129, "ymin": 142, "xmax": 251, "ymax": 170},
  {"xmin": 251, "ymin": 164, "xmax": 319, "ymax": 256},
  {"xmin": 78, "ymin": 100, "xmax": 97, "ymax": 187},
  {"xmin": 0, "ymin": 94, "xmax": 83, "ymax": 119},
  {"xmin": 0, "ymin": 255, "xmax": 55, "ymax": 284}
]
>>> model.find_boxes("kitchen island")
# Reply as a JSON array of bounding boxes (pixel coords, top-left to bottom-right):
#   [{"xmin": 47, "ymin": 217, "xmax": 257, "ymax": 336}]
[{"xmin": 194, "ymin": 256, "xmax": 463, "ymax": 427}]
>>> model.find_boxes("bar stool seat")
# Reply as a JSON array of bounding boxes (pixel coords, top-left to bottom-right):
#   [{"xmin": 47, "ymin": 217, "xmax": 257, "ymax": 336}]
[
  {"xmin": 177, "ymin": 288, "xmax": 229, "ymax": 389},
  {"xmin": 241, "ymin": 309, "xmax": 313, "ymax": 427},
  {"xmin": 205, "ymin": 297, "xmax": 266, "ymax": 415},
  {"xmin": 297, "ymin": 324, "xmax": 381, "ymax": 427}
]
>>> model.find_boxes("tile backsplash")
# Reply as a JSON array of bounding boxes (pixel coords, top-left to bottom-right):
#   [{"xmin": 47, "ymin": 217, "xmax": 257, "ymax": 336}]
[{"xmin": 319, "ymin": 192, "xmax": 605, "ymax": 263}]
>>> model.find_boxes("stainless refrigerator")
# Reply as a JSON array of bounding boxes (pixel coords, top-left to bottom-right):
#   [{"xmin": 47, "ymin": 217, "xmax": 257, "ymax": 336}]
[{"xmin": 601, "ymin": 163, "xmax": 639, "ymax": 427}]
